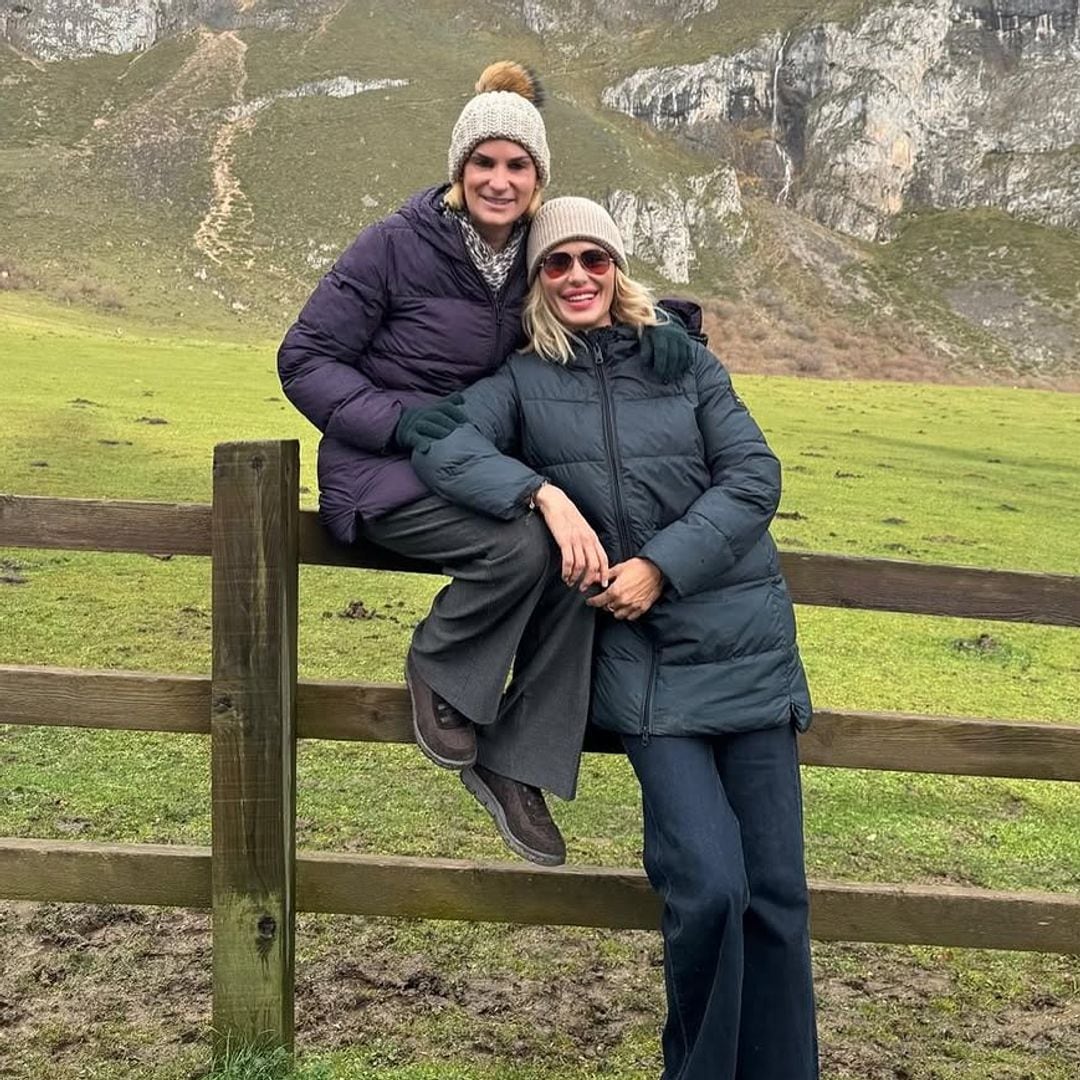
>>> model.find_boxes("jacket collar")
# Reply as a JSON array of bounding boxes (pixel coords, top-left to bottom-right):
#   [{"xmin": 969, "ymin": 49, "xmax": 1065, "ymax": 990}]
[
  {"xmin": 397, "ymin": 185, "xmax": 527, "ymax": 283},
  {"xmin": 566, "ymin": 322, "xmax": 641, "ymax": 367}
]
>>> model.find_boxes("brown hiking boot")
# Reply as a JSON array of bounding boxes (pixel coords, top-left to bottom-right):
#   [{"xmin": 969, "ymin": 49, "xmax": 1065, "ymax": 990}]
[
  {"xmin": 405, "ymin": 652, "xmax": 477, "ymax": 770},
  {"xmin": 460, "ymin": 764, "xmax": 566, "ymax": 867}
]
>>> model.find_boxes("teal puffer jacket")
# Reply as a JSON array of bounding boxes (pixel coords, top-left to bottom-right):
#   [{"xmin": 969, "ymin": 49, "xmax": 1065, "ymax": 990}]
[{"xmin": 411, "ymin": 324, "xmax": 812, "ymax": 740}]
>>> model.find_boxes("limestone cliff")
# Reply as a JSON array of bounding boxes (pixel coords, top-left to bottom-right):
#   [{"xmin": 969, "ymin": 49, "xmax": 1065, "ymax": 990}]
[
  {"xmin": 602, "ymin": 0, "xmax": 1080, "ymax": 240},
  {"xmin": 604, "ymin": 167, "xmax": 745, "ymax": 283},
  {"xmin": 0, "ymin": 0, "xmax": 313, "ymax": 59},
  {"xmin": 514, "ymin": 0, "xmax": 717, "ymax": 35}
]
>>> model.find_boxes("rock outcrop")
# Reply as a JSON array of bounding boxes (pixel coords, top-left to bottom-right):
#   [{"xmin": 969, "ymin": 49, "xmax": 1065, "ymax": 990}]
[
  {"xmin": 514, "ymin": 0, "xmax": 717, "ymax": 35},
  {"xmin": 602, "ymin": 0, "xmax": 1080, "ymax": 240},
  {"xmin": 0, "ymin": 0, "xmax": 311, "ymax": 60},
  {"xmin": 604, "ymin": 167, "xmax": 744, "ymax": 283}
]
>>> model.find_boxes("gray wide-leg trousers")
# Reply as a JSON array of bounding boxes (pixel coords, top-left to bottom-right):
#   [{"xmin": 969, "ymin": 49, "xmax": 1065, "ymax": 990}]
[{"xmin": 361, "ymin": 494, "xmax": 595, "ymax": 799}]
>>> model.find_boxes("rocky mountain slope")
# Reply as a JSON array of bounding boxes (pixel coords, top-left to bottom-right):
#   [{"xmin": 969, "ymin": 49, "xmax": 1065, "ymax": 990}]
[
  {"xmin": 603, "ymin": 0, "xmax": 1080, "ymax": 241},
  {"xmin": 0, "ymin": 1, "xmax": 324, "ymax": 60},
  {"xmin": 1, "ymin": 0, "xmax": 1078, "ymax": 383}
]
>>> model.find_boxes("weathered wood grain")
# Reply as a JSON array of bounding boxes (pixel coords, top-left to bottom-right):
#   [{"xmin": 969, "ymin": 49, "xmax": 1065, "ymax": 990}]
[
  {"xmin": 781, "ymin": 551, "xmax": 1080, "ymax": 626},
  {"xmin": 798, "ymin": 710, "xmax": 1080, "ymax": 781},
  {"xmin": 808, "ymin": 879, "xmax": 1080, "ymax": 953},
  {"xmin": 0, "ymin": 837, "xmax": 211, "ymax": 907},
  {"xmin": 0, "ymin": 494, "xmax": 211, "ymax": 556},
  {"xmin": 3, "ymin": 839, "xmax": 1078, "ymax": 954},
  {"xmin": 210, "ymin": 441, "xmax": 298, "ymax": 1051},
  {"xmin": 2, "ymin": 494, "xmax": 1078, "ymax": 624},
  {"xmin": 0, "ymin": 666, "xmax": 211, "ymax": 732},
  {"xmin": 4, "ymin": 667, "xmax": 1078, "ymax": 781}
]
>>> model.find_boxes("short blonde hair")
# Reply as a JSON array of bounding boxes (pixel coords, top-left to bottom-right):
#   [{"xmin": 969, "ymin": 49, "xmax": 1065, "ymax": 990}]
[
  {"xmin": 443, "ymin": 181, "xmax": 543, "ymax": 220},
  {"xmin": 523, "ymin": 266, "xmax": 662, "ymax": 364}
]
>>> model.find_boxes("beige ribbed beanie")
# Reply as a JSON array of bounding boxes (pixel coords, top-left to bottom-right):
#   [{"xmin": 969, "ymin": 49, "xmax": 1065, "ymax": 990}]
[
  {"xmin": 448, "ymin": 62, "xmax": 550, "ymax": 186},
  {"xmin": 526, "ymin": 197, "xmax": 628, "ymax": 282}
]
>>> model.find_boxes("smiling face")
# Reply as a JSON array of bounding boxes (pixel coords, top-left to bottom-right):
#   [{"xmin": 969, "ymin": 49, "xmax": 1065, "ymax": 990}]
[
  {"xmin": 537, "ymin": 240, "xmax": 616, "ymax": 332},
  {"xmin": 461, "ymin": 139, "xmax": 539, "ymax": 249}
]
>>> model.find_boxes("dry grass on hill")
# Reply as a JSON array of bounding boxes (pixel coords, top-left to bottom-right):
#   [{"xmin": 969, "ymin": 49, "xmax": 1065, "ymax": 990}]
[{"xmin": 701, "ymin": 298, "xmax": 1080, "ymax": 391}]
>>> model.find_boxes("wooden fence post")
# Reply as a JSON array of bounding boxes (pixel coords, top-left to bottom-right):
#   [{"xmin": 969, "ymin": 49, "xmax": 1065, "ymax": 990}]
[{"xmin": 210, "ymin": 440, "xmax": 299, "ymax": 1054}]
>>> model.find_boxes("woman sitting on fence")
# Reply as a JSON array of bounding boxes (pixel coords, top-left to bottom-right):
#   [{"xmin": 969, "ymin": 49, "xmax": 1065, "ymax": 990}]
[
  {"xmin": 408, "ymin": 197, "xmax": 818, "ymax": 1080},
  {"xmin": 278, "ymin": 63, "xmax": 693, "ymax": 868}
]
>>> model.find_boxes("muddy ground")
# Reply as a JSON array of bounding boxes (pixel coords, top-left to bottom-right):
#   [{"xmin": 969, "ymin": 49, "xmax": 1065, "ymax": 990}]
[{"xmin": 0, "ymin": 903, "xmax": 1077, "ymax": 1078}]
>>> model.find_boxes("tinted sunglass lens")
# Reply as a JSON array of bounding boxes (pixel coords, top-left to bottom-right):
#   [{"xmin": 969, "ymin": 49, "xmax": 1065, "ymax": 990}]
[
  {"xmin": 542, "ymin": 252, "xmax": 574, "ymax": 278},
  {"xmin": 541, "ymin": 249, "xmax": 612, "ymax": 278}
]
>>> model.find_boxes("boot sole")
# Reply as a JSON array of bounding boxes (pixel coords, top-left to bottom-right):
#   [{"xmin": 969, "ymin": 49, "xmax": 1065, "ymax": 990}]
[
  {"xmin": 405, "ymin": 658, "xmax": 476, "ymax": 771},
  {"xmin": 460, "ymin": 767, "xmax": 565, "ymax": 867}
]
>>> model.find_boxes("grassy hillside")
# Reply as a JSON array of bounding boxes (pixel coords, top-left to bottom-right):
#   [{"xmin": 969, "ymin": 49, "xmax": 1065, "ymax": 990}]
[
  {"xmin": 1, "ymin": 1, "xmax": 1078, "ymax": 381},
  {"xmin": 1, "ymin": 293, "xmax": 1078, "ymax": 1076}
]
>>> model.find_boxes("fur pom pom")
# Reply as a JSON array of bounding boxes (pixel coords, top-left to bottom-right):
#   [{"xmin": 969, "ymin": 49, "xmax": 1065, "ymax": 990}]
[{"xmin": 475, "ymin": 61, "xmax": 545, "ymax": 107}]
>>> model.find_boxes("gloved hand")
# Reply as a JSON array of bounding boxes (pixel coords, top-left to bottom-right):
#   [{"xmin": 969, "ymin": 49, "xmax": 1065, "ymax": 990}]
[
  {"xmin": 641, "ymin": 317, "xmax": 695, "ymax": 383},
  {"xmin": 394, "ymin": 393, "xmax": 468, "ymax": 452}
]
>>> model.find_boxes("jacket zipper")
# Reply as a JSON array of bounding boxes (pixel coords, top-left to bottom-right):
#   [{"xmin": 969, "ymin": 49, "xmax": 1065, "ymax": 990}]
[
  {"xmin": 592, "ymin": 340, "xmax": 656, "ymax": 742},
  {"xmin": 489, "ymin": 288, "xmax": 506, "ymax": 370},
  {"xmin": 640, "ymin": 643, "xmax": 660, "ymax": 745},
  {"xmin": 592, "ymin": 343, "xmax": 634, "ymax": 562},
  {"xmin": 454, "ymin": 222, "xmax": 514, "ymax": 372}
]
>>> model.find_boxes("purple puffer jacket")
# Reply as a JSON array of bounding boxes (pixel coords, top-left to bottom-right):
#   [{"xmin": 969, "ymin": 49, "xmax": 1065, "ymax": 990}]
[{"xmin": 278, "ymin": 184, "xmax": 528, "ymax": 544}]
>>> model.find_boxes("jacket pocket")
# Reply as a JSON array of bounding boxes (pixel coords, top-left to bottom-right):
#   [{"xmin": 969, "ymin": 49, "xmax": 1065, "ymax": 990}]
[{"xmin": 765, "ymin": 576, "xmax": 798, "ymax": 648}]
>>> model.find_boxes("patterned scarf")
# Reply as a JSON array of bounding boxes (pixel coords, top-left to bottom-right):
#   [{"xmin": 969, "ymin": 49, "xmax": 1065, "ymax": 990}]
[{"xmin": 451, "ymin": 209, "xmax": 525, "ymax": 294}]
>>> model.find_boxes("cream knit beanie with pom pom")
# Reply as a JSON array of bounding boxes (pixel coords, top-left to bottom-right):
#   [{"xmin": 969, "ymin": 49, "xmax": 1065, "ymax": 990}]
[{"xmin": 447, "ymin": 61, "xmax": 550, "ymax": 186}]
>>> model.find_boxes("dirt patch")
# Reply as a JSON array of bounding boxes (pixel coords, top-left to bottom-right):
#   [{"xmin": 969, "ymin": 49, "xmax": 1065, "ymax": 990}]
[
  {"xmin": 0, "ymin": 903, "xmax": 210, "ymax": 1074},
  {"xmin": 1, "ymin": 902, "xmax": 1078, "ymax": 1077},
  {"xmin": 0, "ymin": 560, "xmax": 27, "ymax": 586},
  {"xmin": 924, "ymin": 534, "xmax": 977, "ymax": 546},
  {"xmin": 328, "ymin": 599, "xmax": 416, "ymax": 628},
  {"xmin": 952, "ymin": 633, "xmax": 1002, "ymax": 654},
  {"xmin": 338, "ymin": 600, "xmax": 376, "ymax": 621}
]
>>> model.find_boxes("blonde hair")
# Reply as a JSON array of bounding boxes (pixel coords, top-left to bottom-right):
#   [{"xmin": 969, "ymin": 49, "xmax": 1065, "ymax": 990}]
[
  {"xmin": 444, "ymin": 180, "xmax": 543, "ymax": 219},
  {"xmin": 523, "ymin": 266, "xmax": 662, "ymax": 364}
]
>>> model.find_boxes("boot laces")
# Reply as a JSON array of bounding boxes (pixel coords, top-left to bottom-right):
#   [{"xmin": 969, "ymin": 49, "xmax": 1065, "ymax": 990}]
[{"xmin": 434, "ymin": 696, "xmax": 466, "ymax": 729}]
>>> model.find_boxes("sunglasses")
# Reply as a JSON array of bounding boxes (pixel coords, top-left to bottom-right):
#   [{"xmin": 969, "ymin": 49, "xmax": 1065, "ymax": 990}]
[{"xmin": 540, "ymin": 248, "xmax": 613, "ymax": 280}]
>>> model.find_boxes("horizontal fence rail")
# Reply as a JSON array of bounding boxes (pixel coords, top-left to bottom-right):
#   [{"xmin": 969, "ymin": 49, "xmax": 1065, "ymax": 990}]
[
  {"xmin": 3, "ymin": 494, "xmax": 1080, "ymax": 624},
  {"xmin": 4, "ymin": 445, "xmax": 1080, "ymax": 1055},
  {"xmin": 2, "ymin": 838, "xmax": 1078, "ymax": 954},
  {"xmin": 3, "ymin": 665, "xmax": 1080, "ymax": 781}
]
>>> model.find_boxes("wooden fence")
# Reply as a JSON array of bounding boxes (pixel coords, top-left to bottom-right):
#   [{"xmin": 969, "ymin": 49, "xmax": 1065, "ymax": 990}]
[{"xmin": 1, "ymin": 440, "xmax": 1078, "ymax": 1053}]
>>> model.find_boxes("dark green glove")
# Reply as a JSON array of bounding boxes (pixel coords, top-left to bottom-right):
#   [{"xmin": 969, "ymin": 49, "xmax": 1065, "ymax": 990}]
[
  {"xmin": 641, "ymin": 318, "xmax": 695, "ymax": 383},
  {"xmin": 394, "ymin": 393, "xmax": 468, "ymax": 452}
]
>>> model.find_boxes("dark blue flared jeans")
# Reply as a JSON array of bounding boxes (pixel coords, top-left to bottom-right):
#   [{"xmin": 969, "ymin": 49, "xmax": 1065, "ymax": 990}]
[{"xmin": 622, "ymin": 724, "xmax": 818, "ymax": 1080}]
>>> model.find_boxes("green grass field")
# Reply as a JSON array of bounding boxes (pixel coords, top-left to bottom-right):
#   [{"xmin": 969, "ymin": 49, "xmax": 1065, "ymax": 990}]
[{"xmin": 1, "ymin": 292, "xmax": 1079, "ymax": 1078}]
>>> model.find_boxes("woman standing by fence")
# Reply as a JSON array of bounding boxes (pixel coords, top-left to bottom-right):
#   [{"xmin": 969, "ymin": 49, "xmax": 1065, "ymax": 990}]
[{"xmin": 409, "ymin": 197, "xmax": 818, "ymax": 1080}]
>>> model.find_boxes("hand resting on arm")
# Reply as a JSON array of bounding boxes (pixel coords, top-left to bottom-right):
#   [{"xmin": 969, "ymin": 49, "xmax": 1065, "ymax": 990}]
[{"xmin": 531, "ymin": 483, "xmax": 610, "ymax": 592}]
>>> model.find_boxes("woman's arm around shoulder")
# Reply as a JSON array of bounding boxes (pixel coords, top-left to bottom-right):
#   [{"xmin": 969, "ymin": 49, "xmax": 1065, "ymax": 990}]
[
  {"xmin": 637, "ymin": 344, "xmax": 781, "ymax": 598},
  {"xmin": 277, "ymin": 221, "xmax": 404, "ymax": 453},
  {"xmin": 411, "ymin": 361, "xmax": 545, "ymax": 520}
]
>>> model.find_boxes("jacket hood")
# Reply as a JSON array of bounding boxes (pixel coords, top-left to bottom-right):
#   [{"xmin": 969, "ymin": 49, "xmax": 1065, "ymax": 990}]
[{"xmin": 396, "ymin": 184, "xmax": 472, "ymax": 264}]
